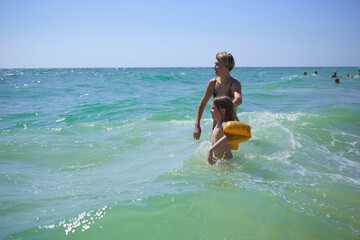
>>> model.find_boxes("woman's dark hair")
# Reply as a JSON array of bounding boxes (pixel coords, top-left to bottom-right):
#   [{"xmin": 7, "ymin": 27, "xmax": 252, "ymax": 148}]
[{"xmin": 213, "ymin": 96, "xmax": 236, "ymax": 121}]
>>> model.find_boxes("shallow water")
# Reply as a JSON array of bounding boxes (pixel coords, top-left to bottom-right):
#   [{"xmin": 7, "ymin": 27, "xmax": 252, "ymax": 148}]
[{"xmin": 1, "ymin": 67, "xmax": 359, "ymax": 239}]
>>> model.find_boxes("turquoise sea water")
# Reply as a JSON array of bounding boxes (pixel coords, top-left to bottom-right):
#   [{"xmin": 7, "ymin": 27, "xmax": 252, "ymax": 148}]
[{"xmin": 1, "ymin": 67, "xmax": 359, "ymax": 239}]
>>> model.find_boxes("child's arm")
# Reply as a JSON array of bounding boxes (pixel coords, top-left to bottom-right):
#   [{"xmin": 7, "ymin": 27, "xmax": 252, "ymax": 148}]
[{"xmin": 207, "ymin": 134, "xmax": 231, "ymax": 165}]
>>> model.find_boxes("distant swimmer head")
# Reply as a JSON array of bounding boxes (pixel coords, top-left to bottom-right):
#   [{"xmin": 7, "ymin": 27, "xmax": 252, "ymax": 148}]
[
  {"xmin": 303, "ymin": 72, "xmax": 307, "ymax": 75},
  {"xmin": 335, "ymin": 78, "xmax": 340, "ymax": 84},
  {"xmin": 216, "ymin": 52, "xmax": 235, "ymax": 71}
]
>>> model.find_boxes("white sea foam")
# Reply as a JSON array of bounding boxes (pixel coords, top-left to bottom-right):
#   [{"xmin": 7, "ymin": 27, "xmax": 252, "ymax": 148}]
[
  {"xmin": 262, "ymin": 151, "xmax": 292, "ymax": 163},
  {"xmin": 56, "ymin": 117, "xmax": 66, "ymax": 123},
  {"xmin": 169, "ymin": 119, "xmax": 194, "ymax": 126},
  {"xmin": 327, "ymin": 173, "xmax": 360, "ymax": 186}
]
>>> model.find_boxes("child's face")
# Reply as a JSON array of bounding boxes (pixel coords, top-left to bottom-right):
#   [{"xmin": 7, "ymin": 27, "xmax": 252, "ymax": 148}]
[{"xmin": 210, "ymin": 102, "xmax": 222, "ymax": 121}]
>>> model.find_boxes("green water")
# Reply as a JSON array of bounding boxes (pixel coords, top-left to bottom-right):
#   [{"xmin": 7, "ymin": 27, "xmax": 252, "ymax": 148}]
[{"xmin": 1, "ymin": 68, "xmax": 359, "ymax": 239}]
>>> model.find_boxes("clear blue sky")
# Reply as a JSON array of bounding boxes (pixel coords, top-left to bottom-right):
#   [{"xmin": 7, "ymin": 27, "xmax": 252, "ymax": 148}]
[{"xmin": 1, "ymin": 0, "xmax": 359, "ymax": 68}]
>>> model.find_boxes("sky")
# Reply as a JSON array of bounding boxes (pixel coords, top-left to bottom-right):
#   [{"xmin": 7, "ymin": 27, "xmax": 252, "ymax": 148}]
[{"xmin": 0, "ymin": 0, "xmax": 359, "ymax": 68}]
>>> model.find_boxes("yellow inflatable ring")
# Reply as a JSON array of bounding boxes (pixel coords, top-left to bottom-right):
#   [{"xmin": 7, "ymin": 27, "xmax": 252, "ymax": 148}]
[{"xmin": 223, "ymin": 121, "xmax": 252, "ymax": 150}]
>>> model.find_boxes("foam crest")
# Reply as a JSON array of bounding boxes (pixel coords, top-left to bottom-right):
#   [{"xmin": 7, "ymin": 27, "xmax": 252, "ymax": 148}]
[{"xmin": 246, "ymin": 111, "xmax": 303, "ymax": 158}]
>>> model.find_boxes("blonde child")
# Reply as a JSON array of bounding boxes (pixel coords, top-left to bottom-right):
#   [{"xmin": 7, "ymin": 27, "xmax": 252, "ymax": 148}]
[{"xmin": 208, "ymin": 96, "xmax": 237, "ymax": 165}]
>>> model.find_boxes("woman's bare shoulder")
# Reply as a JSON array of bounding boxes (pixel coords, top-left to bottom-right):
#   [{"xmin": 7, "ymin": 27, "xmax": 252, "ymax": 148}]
[
  {"xmin": 231, "ymin": 77, "xmax": 240, "ymax": 83},
  {"xmin": 231, "ymin": 77, "xmax": 241, "ymax": 87},
  {"xmin": 210, "ymin": 78, "xmax": 217, "ymax": 83},
  {"xmin": 206, "ymin": 78, "xmax": 217, "ymax": 88}
]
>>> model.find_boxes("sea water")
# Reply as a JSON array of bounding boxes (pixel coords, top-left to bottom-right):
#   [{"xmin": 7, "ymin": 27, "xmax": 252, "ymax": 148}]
[{"xmin": 0, "ymin": 67, "xmax": 359, "ymax": 239}]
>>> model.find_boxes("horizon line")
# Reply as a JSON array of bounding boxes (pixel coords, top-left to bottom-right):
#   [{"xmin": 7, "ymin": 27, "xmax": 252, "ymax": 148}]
[{"xmin": 1, "ymin": 66, "xmax": 359, "ymax": 70}]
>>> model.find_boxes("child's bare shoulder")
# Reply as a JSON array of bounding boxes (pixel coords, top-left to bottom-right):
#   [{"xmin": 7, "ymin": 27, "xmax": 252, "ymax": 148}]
[{"xmin": 213, "ymin": 126, "xmax": 224, "ymax": 138}]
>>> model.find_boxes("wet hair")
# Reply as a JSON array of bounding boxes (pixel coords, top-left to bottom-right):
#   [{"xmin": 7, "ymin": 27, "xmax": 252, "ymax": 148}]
[
  {"xmin": 335, "ymin": 78, "xmax": 340, "ymax": 84},
  {"xmin": 212, "ymin": 96, "xmax": 236, "ymax": 122},
  {"xmin": 216, "ymin": 52, "xmax": 235, "ymax": 71}
]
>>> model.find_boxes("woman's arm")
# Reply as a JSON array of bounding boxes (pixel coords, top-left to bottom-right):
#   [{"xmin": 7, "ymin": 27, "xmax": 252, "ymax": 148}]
[
  {"xmin": 232, "ymin": 80, "xmax": 242, "ymax": 108},
  {"xmin": 193, "ymin": 79, "xmax": 214, "ymax": 140}
]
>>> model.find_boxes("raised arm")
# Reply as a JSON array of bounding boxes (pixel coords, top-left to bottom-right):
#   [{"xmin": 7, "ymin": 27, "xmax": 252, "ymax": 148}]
[{"xmin": 193, "ymin": 79, "xmax": 214, "ymax": 140}]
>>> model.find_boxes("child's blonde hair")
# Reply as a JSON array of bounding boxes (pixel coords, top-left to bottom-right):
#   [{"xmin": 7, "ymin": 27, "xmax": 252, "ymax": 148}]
[
  {"xmin": 216, "ymin": 51, "xmax": 235, "ymax": 71},
  {"xmin": 213, "ymin": 96, "xmax": 236, "ymax": 122}
]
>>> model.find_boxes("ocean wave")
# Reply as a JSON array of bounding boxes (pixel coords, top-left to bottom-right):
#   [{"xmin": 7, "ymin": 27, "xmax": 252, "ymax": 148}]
[{"xmin": 2, "ymin": 67, "xmax": 360, "ymax": 240}]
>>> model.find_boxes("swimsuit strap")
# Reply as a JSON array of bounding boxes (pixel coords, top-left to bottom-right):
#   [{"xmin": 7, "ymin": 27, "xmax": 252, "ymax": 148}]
[
  {"xmin": 226, "ymin": 80, "xmax": 235, "ymax": 99},
  {"xmin": 229, "ymin": 79, "xmax": 234, "ymax": 89},
  {"xmin": 213, "ymin": 78, "xmax": 218, "ymax": 97}
]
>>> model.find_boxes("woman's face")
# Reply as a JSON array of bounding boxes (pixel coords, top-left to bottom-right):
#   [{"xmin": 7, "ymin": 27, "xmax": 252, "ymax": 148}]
[{"xmin": 214, "ymin": 59, "xmax": 228, "ymax": 76}]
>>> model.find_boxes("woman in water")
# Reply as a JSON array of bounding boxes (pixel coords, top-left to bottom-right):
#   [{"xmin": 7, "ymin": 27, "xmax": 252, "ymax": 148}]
[{"xmin": 193, "ymin": 51, "xmax": 242, "ymax": 140}]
